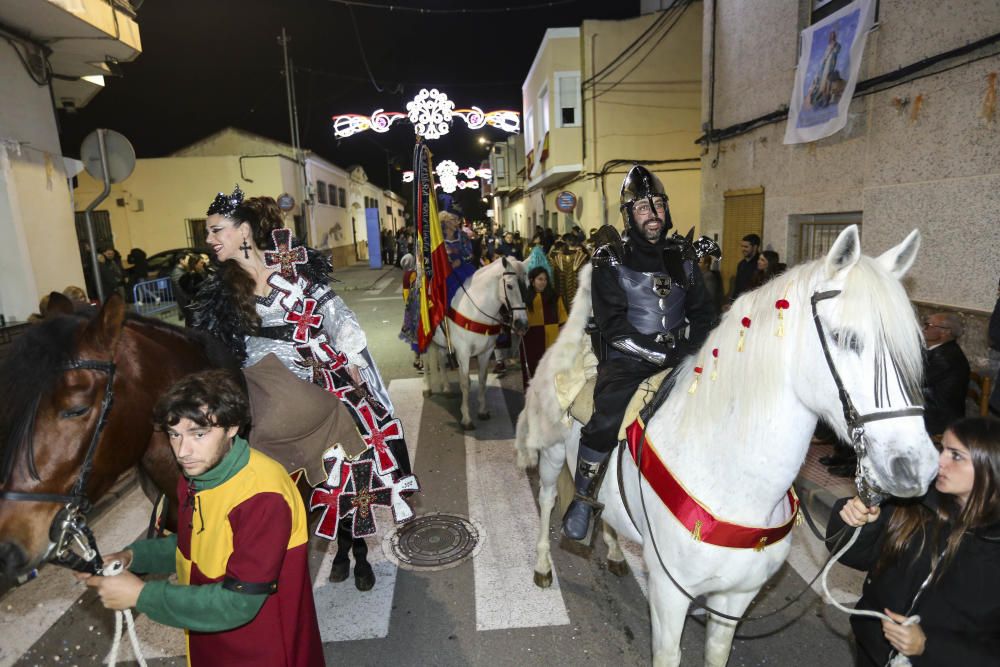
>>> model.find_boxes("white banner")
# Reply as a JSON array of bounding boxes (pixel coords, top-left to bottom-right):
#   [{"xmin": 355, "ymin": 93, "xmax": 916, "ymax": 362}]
[{"xmin": 783, "ymin": 0, "xmax": 876, "ymax": 144}]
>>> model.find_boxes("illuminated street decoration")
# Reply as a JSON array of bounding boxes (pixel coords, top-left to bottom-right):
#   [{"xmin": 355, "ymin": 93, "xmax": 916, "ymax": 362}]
[
  {"xmin": 406, "ymin": 88, "xmax": 455, "ymax": 140},
  {"xmin": 332, "ymin": 88, "xmax": 520, "ymax": 139},
  {"xmin": 402, "ymin": 164, "xmax": 491, "ymax": 193},
  {"xmin": 332, "ymin": 109, "xmax": 406, "ymax": 138}
]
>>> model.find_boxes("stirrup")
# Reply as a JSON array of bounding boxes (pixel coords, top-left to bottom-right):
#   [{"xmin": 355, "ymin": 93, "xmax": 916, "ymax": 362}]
[{"xmin": 562, "ymin": 495, "xmax": 606, "ymax": 549}]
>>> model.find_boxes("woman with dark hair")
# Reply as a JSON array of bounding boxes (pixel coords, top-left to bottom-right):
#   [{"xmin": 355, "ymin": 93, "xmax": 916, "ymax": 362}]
[
  {"xmin": 826, "ymin": 416, "xmax": 1000, "ymax": 666},
  {"xmin": 518, "ymin": 265, "xmax": 568, "ymax": 387},
  {"xmin": 752, "ymin": 249, "xmax": 782, "ymax": 289},
  {"xmin": 190, "ymin": 186, "xmax": 417, "ymax": 591}
]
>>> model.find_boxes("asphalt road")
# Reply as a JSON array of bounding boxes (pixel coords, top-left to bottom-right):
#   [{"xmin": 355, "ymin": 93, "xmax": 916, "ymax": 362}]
[{"xmin": 0, "ymin": 264, "xmax": 865, "ymax": 666}]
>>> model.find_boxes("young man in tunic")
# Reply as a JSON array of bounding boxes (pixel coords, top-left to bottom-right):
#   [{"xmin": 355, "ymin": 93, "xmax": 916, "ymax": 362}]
[{"xmin": 78, "ymin": 370, "xmax": 324, "ymax": 666}]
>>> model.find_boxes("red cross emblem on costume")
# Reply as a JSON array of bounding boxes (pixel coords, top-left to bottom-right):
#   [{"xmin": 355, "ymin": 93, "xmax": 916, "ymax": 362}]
[
  {"xmin": 356, "ymin": 401, "xmax": 402, "ymax": 476},
  {"xmin": 284, "ymin": 298, "xmax": 323, "ymax": 343},
  {"xmin": 310, "ymin": 445, "xmax": 350, "ymax": 539},
  {"xmin": 264, "ymin": 228, "xmax": 308, "ymax": 280},
  {"xmin": 295, "ymin": 343, "xmax": 349, "ymax": 390}
]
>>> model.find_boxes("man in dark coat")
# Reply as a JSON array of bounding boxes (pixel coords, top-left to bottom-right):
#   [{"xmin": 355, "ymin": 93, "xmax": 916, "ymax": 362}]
[
  {"xmin": 562, "ymin": 165, "xmax": 715, "ymax": 541},
  {"xmin": 922, "ymin": 312, "xmax": 970, "ymax": 435},
  {"xmin": 729, "ymin": 233, "xmax": 760, "ymax": 302}
]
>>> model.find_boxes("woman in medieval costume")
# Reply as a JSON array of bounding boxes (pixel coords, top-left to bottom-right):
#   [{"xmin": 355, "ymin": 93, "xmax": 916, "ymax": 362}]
[
  {"xmin": 518, "ymin": 251, "xmax": 568, "ymax": 388},
  {"xmin": 191, "ymin": 186, "xmax": 418, "ymax": 592}
]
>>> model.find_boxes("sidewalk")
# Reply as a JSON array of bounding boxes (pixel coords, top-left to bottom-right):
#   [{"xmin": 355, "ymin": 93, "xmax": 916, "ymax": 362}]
[
  {"xmin": 331, "ymin": 260, "xmax": 401, "ymax": 292},
  {"xmin": 796, "ymin": 441, "xmax": 857, "ymax": 526}
]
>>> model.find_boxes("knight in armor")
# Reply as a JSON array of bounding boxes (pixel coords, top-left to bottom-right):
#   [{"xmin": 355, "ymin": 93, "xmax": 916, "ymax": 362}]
[{"xmin": 563, "ymin": 165, "xmax": 716, "ymax": 541}]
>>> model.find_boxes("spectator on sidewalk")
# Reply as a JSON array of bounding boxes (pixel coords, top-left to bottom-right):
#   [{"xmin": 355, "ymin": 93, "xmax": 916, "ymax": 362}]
[
  {"xmin": 922, "ymin": 312, "xmax": 971, "ymax": 436},
  {"xmin": 826, "ymin": 416, "xmax": 1000, "ymax": 667},
  {"xmin": 988, "ymin": 278, "xmax": 1000, "ymax": 415},
  {"xmin": 729, "ymin": 233, "xmax": 760, "ymax": 303},
  {"xmin": 97, "ymin": 245, "xmax": 124, "ymax": 301}
]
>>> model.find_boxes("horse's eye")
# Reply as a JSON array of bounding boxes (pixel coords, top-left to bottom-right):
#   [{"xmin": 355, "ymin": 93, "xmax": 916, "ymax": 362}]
[
  {"xmin": 60, "ymin": 406, "xmax": 90, "ymax": 419},
  {"xmin": 831, "ymin": 329, "xmax": 863, "ymax": 355}
]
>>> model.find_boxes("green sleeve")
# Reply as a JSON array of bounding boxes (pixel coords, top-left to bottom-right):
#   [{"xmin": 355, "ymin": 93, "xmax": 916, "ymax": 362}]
[
  {"xmin": 135, "ymin": 579, "xmax": 267, "ymax": 632},
  {"xmin": 127, "ymin": 534, "xmax": 178, "ymax": 575}
]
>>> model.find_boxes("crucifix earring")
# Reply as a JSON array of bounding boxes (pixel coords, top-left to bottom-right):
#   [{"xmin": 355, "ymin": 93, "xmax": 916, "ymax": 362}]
[{"xmin": 240, "ymin": 237, "xmax": 252, "ymax": 260}]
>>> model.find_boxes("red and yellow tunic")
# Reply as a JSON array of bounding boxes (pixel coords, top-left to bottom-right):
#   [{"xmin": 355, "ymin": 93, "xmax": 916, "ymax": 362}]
[
  {"xmin": 132, "ymin": 438, "xmax": 324, "ymax": 666},
  {"xmin": 519, "ymin": 291, "xmax": 568, "ymax": 386}
]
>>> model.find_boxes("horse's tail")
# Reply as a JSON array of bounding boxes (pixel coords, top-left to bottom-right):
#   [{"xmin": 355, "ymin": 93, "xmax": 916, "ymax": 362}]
[{"xmin": 514, "ymin": 409, "xmax": 537, "ymax": 469}]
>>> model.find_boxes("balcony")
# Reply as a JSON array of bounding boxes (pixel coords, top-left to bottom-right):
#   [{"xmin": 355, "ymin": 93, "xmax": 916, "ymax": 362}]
[{"xmin": 3, "ymin": 0, "xmax": 142, "ymax": 108}]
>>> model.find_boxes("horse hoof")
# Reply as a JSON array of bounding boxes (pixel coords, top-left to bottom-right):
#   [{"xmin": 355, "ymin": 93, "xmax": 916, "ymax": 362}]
[
  {"xmin": 462, "ymin": 422, "xmax": 476, "ymax": 431},
  {"xmin": 477, "ymin": 412, "xmax": 491, "ymax": 421},
  {"xmin": 329, "ymin": 559, "xmax": 350, "ymax": 583},
  {"xmin": 354, "ymin": 564, "xmax": 375, "ymax": 591},
  {"xmin": 608, "ymin": 558, "xmax": 630, "ymax": 578},
  {"xmin": 533, "ymin": 570, "xmax": 553, "ymax": 588}
]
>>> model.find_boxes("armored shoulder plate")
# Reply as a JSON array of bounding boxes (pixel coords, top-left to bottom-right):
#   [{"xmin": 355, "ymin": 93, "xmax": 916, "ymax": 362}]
[{"xmin": 591, "ymin": 242, "xmax": 622, "ymax": 267}]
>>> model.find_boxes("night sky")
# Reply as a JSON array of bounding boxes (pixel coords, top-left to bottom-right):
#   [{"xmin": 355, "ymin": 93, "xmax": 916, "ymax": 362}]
[{"xmin": 60, "ymin": 0, "xmax": 640, "ymax": 203}]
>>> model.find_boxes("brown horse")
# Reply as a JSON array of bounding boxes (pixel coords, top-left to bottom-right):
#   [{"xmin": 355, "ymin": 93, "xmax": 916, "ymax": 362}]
[{"xmin": 0, "ymin": 293, "xmax": 236, "ymax": 579}]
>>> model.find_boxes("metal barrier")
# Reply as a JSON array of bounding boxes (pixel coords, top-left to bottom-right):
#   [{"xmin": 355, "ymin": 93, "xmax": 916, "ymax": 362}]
[{"xmin": 132, "ymin": 278, "xmax": 177, "ymax": 318}]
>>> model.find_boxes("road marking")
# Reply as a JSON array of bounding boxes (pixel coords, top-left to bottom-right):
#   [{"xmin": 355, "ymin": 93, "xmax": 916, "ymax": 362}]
[
  {"xmin": 466, "ymin": 377, "xmax": 570, "ymax": 631},
  {"xmin": 785, "ymin": 524, "xmax": 864, "ymax": 600},
  {"xmin": 0, "ymin": 486, "xmax": 154, "ymax": 667},
  {"xmin": 312, "ymin": 378, "xmax": 423, "ymax": 642},
  {"xmin": 365, "ymin": 272, "xmax": 397, "ymax": 295},
  {"xmin": 358, "ymin": 295, "xmax": 404, "ymax": 302}
]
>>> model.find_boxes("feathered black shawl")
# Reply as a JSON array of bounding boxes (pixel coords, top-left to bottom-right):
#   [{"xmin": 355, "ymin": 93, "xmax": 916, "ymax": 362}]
[{"xmin": 189, "ymin": 248, "xmax": 334, "ymax": 361}]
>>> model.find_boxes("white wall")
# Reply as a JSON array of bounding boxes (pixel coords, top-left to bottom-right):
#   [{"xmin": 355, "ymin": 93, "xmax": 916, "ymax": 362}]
[{"xmin": 0, "ymin": 42, "xmax": 84, "ymax": 320}]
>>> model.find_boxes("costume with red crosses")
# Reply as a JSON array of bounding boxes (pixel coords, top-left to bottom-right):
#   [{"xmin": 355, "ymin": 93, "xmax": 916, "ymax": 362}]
[{"xmin": 247, "ymin": 228, "xmax": 418, "ymax": 539}]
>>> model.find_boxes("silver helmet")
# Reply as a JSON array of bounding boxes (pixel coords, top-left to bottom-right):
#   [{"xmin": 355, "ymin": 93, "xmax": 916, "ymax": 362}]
[{"xmin": 619, "ymin": 165, "xmax": 671, "ymax": 239}]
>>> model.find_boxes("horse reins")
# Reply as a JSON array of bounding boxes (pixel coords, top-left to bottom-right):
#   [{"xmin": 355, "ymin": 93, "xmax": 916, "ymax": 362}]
[
  {"xmin": 456, "ymin": 268, "xmax": 526, "ymax": 331},
  {"xmin": 624, "ymin": 288, "xmax": 925, "ymax": 624},
  {"xmin": 0, "ymin": 359, "xmax": 116, "ymax": 573}
]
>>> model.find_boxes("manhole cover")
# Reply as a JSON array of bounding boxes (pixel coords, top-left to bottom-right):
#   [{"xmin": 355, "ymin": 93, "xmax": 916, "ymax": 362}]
[{"xmin": 382, "ymin": 512, "xmax": 484, "ymax": 571}]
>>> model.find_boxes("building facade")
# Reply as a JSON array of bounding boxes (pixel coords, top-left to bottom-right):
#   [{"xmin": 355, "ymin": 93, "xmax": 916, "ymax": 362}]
[
  {"xmin": 700, "ymin": 0, "xmax": 1000, "ymax": 366},
  {"xmin": 0, "ymin": 0, "xmax": 142, "ymax": 320},
  {"xmin": 518, "ymin": 3, "xmax": 704, "ymax": 240},
  {"xmin": 74, "ymin": 128, "xmax": 407, "ymax": 270}
]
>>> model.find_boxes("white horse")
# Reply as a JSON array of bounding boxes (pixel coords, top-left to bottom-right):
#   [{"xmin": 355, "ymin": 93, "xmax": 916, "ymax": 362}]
[
  {"xmin": 515, "ymin": 226, "xmax": 938, "ymax": 667},
  {"xmin": 425, "ymin": 257, "xmax": 529, "ymax": 429}
]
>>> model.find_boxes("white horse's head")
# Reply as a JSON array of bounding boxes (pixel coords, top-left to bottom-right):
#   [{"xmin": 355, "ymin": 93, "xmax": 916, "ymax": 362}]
[
  {"xmin": 795, "ymin": 225, "xmax": 936, "ymax": 499},
  {"xmin": 500, "ymin": 257, "xmax": 529, "ymax": 336}
]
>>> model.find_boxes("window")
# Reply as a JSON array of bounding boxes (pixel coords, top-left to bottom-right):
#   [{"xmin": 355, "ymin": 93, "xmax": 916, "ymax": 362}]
[
  {"xmin": 316, "ymin": 180, "xmax": 327, "ymax": 205},
  {"xmin": 537, "ymin": 83, "xmax": 550, "ymax": 148},
  {"xmin": 398, "ymin": 208, "xmax": 403, "ymax": 218},
  {"xmin": 524, "ymin": 108, "xmax": 534, "ymax": 153},
  {"xmin": 328, "ymin": 183, "xmax": 338, "ymax": 206},
  {"xmin": 338, "ymin": 188, "xmax": 346, "ymax": 208},
  {"xmin": 789, "ymin": 213, "xmax": 862, "ymax": 264},
  {"xmin": 555, "ymin": 72, "xmax": 581, "ymax": 127},
  {"xmin": 386, "ymin": 204, "xmax": 392, "ymax": 215}
]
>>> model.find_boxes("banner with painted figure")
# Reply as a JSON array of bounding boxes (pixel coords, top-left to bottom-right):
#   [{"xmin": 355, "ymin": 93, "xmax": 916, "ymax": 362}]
[
  {"xmin": 783, "ymin": 0, "xmax": 876, "ymax": 144},
  {"xmin": 412, "ymin": 141, "xmax": 451, "ymax": 353}
]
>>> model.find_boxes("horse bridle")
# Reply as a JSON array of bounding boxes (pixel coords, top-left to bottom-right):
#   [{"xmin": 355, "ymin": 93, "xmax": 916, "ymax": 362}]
[
  {"xmin": 626, "ymin": 288, "xmax": 926, "ymax": 624},
  {"xmin": 0, "ymin": 359, "xmax": 116, "ymax": 574},
  {"xmin": 458, "ymin": 268, "xmax": 527, "ymax": 330},
  {"xmin": 810, "ymin": 289, "xmax": 924, "ymax": 506}
]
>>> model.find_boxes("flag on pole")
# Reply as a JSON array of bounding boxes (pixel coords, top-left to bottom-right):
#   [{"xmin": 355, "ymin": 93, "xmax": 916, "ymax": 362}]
[{"xmin": 413, "ymin": 141, "xmax": 451, "ymax": 352}]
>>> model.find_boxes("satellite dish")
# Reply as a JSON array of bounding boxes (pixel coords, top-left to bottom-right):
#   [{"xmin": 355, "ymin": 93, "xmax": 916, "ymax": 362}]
[{"xmin": 81, "ymin": 129, "xmax": 136, "ymax": 184}]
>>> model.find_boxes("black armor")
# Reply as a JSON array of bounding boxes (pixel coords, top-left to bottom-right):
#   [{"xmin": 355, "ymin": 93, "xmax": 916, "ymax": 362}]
[{"xmin": 563, "ymin": 165, "xmax": 716, "ymax": 543}]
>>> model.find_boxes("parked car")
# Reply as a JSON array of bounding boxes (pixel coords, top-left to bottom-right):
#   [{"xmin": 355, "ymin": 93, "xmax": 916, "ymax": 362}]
[{"xmin": 144, "ymin": 248, "xmax": 198, "ymax": 280}]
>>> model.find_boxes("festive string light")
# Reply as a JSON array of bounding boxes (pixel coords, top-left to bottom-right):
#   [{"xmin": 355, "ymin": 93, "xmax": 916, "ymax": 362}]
[
  {"xmin": 332, "ymin": 88, "xmax": 520, "ymax": 139},
  {"xmin": 402, "ymin": 164, "xmax": 491, "ymax": 192}
]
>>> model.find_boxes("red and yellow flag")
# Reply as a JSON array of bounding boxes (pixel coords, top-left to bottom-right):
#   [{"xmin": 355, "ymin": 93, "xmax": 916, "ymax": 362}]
[{"xmin": 413, "ymin": 142, "xmax": 451, "ymax": 352}]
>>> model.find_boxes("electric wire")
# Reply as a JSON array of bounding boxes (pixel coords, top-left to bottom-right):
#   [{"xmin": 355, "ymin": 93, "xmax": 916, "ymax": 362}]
[
  {"xmin": 325, "ymin": 0, "xmax": 578, "ymax": 14},
  {"xmin": 586, "ymin": 1, "xmax": 690, "ymax": 101},
  {"xmin": 581, "ymin": 8, "xmax": 674, "ymax": 87},
  {"xmin": 347, "ymin": 4, "xmax": 385, "ymax": 93}
]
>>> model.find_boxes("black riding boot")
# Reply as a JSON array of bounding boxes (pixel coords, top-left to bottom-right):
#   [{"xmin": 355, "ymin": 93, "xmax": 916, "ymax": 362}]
[{"xmin": 562, "ymin": 445, "xmax": 611, "ymax": 542}]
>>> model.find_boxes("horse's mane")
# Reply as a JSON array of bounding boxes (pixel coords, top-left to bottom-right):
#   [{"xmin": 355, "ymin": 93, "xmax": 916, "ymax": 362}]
[
  {"xmin": 0, "ymin": 312, "xmax": 237, "ymax": 482},
  {"xmin": 675, "ymin": 255, "xmax": 924, "ymax": 439}
]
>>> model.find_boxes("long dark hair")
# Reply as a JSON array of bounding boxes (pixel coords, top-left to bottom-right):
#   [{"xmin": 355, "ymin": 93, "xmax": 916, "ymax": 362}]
[
  {"xmin": 525, "ymin": 267, "xmax": 557, "ymax": 312},
  {"xmin": 220, "ymin": 196, "xmax": 287, "ymax": 328},
  {"xmin": 876, "ymin": 416, "xmax": 1000, "ymax": 577}
]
